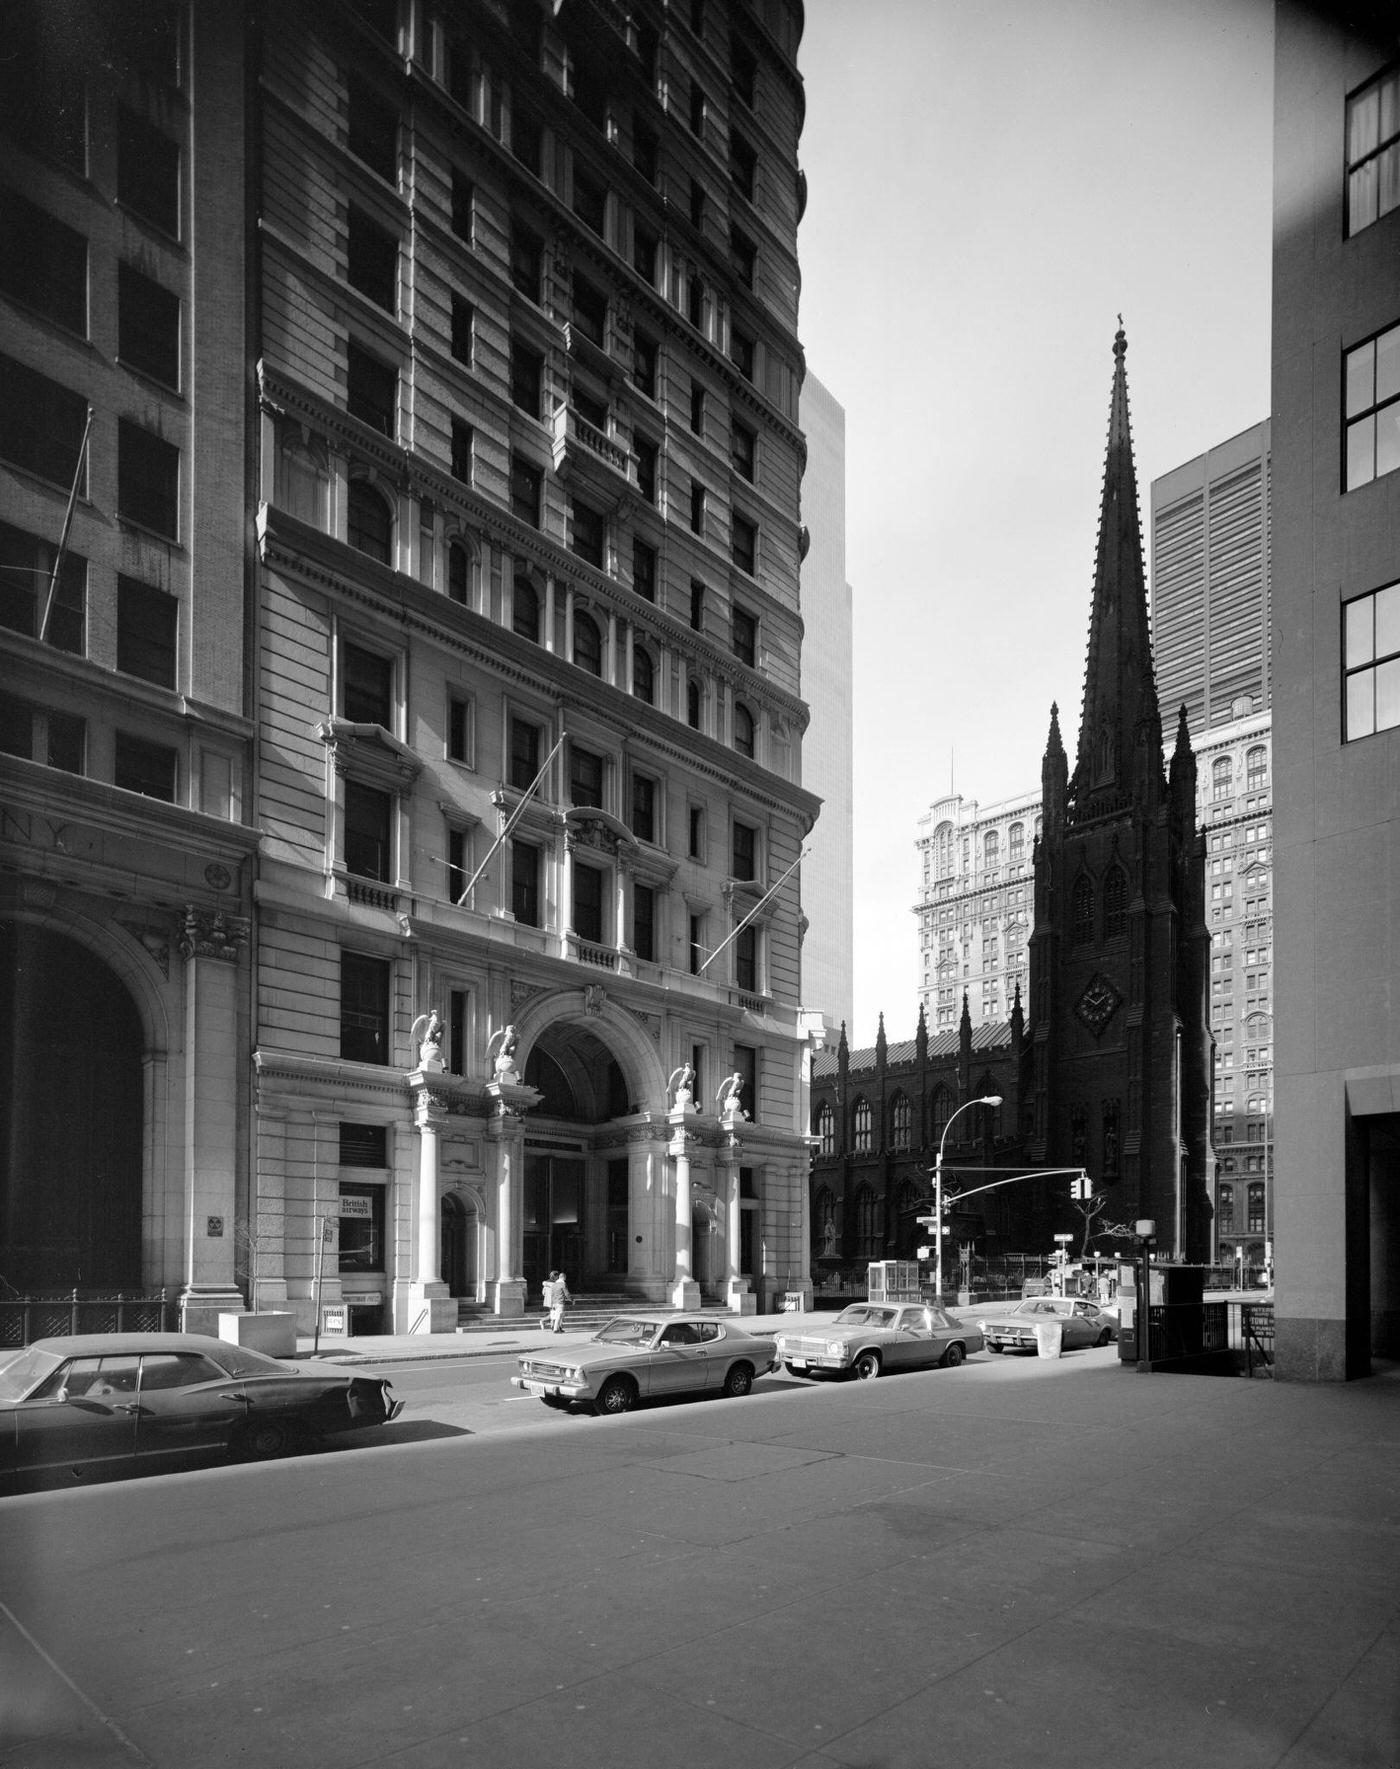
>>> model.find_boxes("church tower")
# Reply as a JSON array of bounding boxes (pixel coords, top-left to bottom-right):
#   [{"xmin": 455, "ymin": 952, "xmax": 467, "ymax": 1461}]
[{"xmin": 1027, "ymin": 328, "xmax": 1212, "ymax": 1259}]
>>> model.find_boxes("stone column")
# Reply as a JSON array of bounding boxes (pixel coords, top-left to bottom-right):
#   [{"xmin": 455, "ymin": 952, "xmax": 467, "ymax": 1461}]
[
  {"xmin": 176, "ymin": 906, "xmax": 250, "ymax": 1335},
  {"xmin": 668, "ymin": 1098, "xmax": 701, "ymax": 1309},
  {"xmin": 719, "ymin": 1103, "xmax": 755, "ymax": 1312},
  {"xmin": 485, "ymin": 1081, "xmax": 540, "ymax": 1316},
  {"xmin": 407, "ymin": 1078, "xmax": 455, "ymax": 1332}
]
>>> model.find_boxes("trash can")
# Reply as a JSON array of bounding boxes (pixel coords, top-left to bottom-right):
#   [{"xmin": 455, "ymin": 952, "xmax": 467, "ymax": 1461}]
[{"xmin": 1034, "ymin": 1319, "xmax": 1064, "ymax": 1358}]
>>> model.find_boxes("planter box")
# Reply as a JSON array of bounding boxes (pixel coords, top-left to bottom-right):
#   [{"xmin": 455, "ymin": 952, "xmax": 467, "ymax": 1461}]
[{"xmin": 218, "ymin": 1312, "xmax": 296, "ymax": 1357}]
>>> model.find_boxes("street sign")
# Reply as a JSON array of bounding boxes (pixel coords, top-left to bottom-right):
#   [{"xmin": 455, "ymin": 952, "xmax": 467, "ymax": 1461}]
[{"xmin": 1053, "ymin": 1232, "xmax": 1073, "ymax": 1243}]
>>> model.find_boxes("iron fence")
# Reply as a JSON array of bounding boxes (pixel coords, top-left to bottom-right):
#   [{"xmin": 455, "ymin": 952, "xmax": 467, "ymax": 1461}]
[{"xmin": 0, "ymin": 1291, "xmax": 179, "ymax": 1348}]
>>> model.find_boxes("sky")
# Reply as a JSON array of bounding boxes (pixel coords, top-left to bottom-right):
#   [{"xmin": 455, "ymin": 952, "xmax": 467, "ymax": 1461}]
[{"xmin": 795, "ymin": 0, "xmax": 1275, "ymax": 1046}]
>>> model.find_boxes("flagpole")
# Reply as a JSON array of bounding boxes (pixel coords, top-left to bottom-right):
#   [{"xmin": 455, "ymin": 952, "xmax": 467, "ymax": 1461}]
[
  {"xmin": 697, "ymin": 846, "xmax": 807, "ymax": 975},
  {"xmin": 456, "ymin": 733, "xmax": 565, "ymax": 905},
  {"xmin": 37, "ymin": 406, "xmax": 92, "ymax": 644}
]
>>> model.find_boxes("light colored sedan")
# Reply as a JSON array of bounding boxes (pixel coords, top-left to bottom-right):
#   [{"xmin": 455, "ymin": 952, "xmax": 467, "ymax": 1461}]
[
  {"xmin": 975, "ymin": 1296, "xmax": 1117, "ymax": 1354},
  {"xmin": 774, "ymin": 1302, "xmax": 983, "ymax": 1381},
  {"xmin": 511, "ymin": 1315, "xmax": 778, "ymax": 1415}
]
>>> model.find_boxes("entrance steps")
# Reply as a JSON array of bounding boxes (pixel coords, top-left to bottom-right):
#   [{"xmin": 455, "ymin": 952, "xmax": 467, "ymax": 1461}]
[{"xmin": 452, "ymin": 1294, "xmax": 735, "ymax": 1335}]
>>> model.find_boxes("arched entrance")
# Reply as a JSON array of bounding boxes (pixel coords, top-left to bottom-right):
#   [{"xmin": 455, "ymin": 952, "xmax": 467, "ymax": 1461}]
[{"xmin": 0, "ymin": 922, "xmax": 144, "ymax": 1290}]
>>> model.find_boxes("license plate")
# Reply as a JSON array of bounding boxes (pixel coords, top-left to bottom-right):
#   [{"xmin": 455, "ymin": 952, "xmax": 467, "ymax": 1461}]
[
  {"xmin": 789, "ymin": 1356, "xmax": 806, "ymax": 1368},
  {"xmin": 521, "ymin": 1378, "xmax": 551, "ymax": 1394}
]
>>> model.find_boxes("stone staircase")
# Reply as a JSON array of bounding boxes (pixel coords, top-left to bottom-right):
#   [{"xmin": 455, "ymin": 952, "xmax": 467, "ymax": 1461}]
[{"xmin": 453, "ymin": 1294, "xmax": 734, "ymax": 1334}]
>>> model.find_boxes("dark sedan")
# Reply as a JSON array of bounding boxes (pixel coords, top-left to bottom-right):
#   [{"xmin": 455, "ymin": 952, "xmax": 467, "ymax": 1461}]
[{"xmin": 0, "ymin": 1333, "xmax": 404, "ymax": 1492}]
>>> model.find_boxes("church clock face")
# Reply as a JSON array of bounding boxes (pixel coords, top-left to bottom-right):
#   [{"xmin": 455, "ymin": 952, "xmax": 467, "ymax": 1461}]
[{"xmin": 1074, "ymin": 971, "xmax": 1122, "ymax": 1037}]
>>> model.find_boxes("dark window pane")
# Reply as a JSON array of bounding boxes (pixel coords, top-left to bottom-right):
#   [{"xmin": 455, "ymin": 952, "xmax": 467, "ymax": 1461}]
[
  {"xmin": 345, "ymin": 779, "xmax": 392, "ymax": 880},
  {"xmin": 347, "ymin": 206, "xmax": 397, "ymax": 311},
  {"xmin": 731, "ymin": 422, "xmax": 755, "ymax": 481},
  {"xmin": 0, "ymin": 518, "xmax": 85, "ymax": 651},
  {"xmin": 734, "ymin": 703, "xmax": 754, "ymax": 757},
  {"xmin": 633, "ymin": 883, "xmax": 655, "ymax": 961},
  {"xmin": 632, "ymin": 120, "xmax": 657, "ymax": 182},
  {"xmin": 510, "ymin": 455, "xmax": 541, "ymax": 526},
  {"xmin": 0, "ymin": 187, "xmax": 86, "ymax": 334},
  {"xmin": 733, "ymin": 607, "xmax": 756, "ymax": 665},
  {"xmin": 512, "ymin": 840, "xmax": 540, "ymax": 925},
  {"xmin": 511, "ymin": 340, "xmax": 542, "ymax": 416},
  {"xmin": 118, "ymin": 420, "xmax": 179, "ymax": 539},
  {"xmin": 0, "ymin": 354, "xmax": 88, "ymax": 489},
  {"xmin": 346, "ymin": 340, "xmax": 397, "ymax": 435},
  {"xmin": 732, "ymin": 820, "xmax": 756, "ymax": 880},
  {"xmin": 347, "ymin": 75, "xmax": 397, "ymax": 181},
  {"xmin": 451, "ymin": 419, "xmax": 473, "ymax": 483},
  {"xmin": 0, "ymin": 698, "xmax": 32, "ymax": 758},
  {"xmin": 513, "ymin": 578, "xmax": 540, "ymax": 641},
  {"xmin": 117, "ymin": 576, "xmax": 177, "ymax": 686},
  {"xmin": 451, "ymin": 170, "xmax": 474, "ymax": 241},
  {"xmin": 633, "ymin": 224, "xmax": 657, "ymax": 282},
  {"xmin": 347, "ymin": 479, "xmax": 392, "ymax": 562},
  {"xmin": 570, "ymin": 745, "xmax": 604, "ymax": 808},
  {"xmin": 449, "ymin": 541, "xmax": 469, "ymax": 603},
  {"xmin": 573, "ymin": 610, "xmax": 602, "ymax": 673},
  {"xmin": 573, "ymin": 862, "xmax": 604, "ymax": 942},
  {"xmin": 118, "ymin": 262, "xmax": 179, "ymax": 386},
  {"xmin": 573, "ymin": 169, "xmax": 606, "ymax": 236},
  {"xmin": 511, "ymin": 224, "xmax": 542, "ymax": 300},
  {"xmin": 571, "ymin": 499, "xmax": 605, "ymax": 568},
  {"xmin": 736, "ymin": 926, "xmax": 757, "ymax": 991},
  {"xmin": 342, "ymin": 642, "xmax": 393, "ymax": 724},
  {"xmin": 337, "ymin": 1182, "xmax": 385, "ymax": 1268},
  {"xmin": 512, "ymin": 109, "xmax": 542, "ymax": 174},
  {"xmin": 118, "ymin": 107, "xmax": 179, "ymax": 235},
  {"xmin": 631, "ymin": 774, "xmax": 654, "ymax": 842},
  {"xmin": 340, "ymin": 951, "xmax": 390, "ymax": 1064},
  {"xmin": 632, "ymin": 646, "xmax": 653, "ymax": 702},
  {"xmin": 509, "ymin": 717, "xmax": 540, "ymax": 789},
  {"xmin": 0, "ymin": 3, "xmax": 88, "ymax": 173},
  {"xmin": 633, "ymin": 333, "xmax": 657, "ymax": 398},
  {"xmin": 572, "ymin": 274, "xmax": 607, "ymax": 347},
  {"xmin": 47, "ymin": 710, "xmax": 84, "ymax": 772},
  {"xmin": 451, "ymin": 295, "xmax": 474, "ymax": 364},
  {"xmin": 732, "ymin": 514, "xmax": 756, "ymax": 575},
  {"xmin": 632, "ymin": 537, "xmax": 656, "ymax": 600},
  {"xmin": 114, "ymin": 731, "xmax": 176, "ymax": 800}
]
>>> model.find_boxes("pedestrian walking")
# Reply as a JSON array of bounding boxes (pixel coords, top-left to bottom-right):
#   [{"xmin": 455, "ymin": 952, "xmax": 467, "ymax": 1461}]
[{"xmin": 542, "ymin": 1269, "xmax": 571, "ymax": 1333}]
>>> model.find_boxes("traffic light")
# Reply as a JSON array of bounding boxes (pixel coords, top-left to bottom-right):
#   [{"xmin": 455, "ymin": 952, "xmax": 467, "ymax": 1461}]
[{"xmin": 1070, "ymin": 1176, "xmax": 1093, "ymax": 1201}]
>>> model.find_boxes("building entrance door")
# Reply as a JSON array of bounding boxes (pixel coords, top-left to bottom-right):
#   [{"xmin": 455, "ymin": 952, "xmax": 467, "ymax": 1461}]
[{"xmin": 523, "ymin": 1155, "xmax": 585, "ymax": 1297}]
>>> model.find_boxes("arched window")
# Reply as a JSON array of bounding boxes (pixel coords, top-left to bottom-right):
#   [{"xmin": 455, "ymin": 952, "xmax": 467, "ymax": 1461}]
[
  {"xmin": 347, "ymin": 478, "xmax": 392, "ymax": 563},
  {"xmin": 813, "ymin": 1185, "xmax": 837, "ymax": 1257},
  {"xmin": 1212, "ymin": 756, "xmax": 1233, "ymax": 800},
  {"xmin": 854, "ymin": 1184, "xmax": 879, "ymax": 1259},
  {"xmin": 1103, "ymin": 865, "xmax": 1128, "ymax": 939},
  {"xmin": 929, "ymin": 1085, "xmax": 951, "ymax": 1143},
  {"xmin": 984, "ymin": 829, "xmax": 999, "ymax": 868},
  {"xmin": 814, "ymin": 1101, "xmax": 834, "ymax": 1157},
  {"xmin": 448, "ymin": 540, "xmax": 470, "ymax": 605},
  {"xmin": 573, "ymin": 610, "xmax": 602, "ymax": 675},
  {"xmin": 890, "ymin": 1092, "xmax": 911, "ymax": 1150},
  {"xmin": 734, "ymin": 701, "xmax": 755, "ymax": 757},
  {"xmin": 1246, "ymin": 745, "xmax": 1267, "ymax": 789},
  {"xmin": 513, "ymin": 577, "xmax": 540, "ymax": 643},
  {"xmin": 852, "ymin": 1098, "xmax": 872, "ymax": 1153},
  {"xmin": 632, "ymin": 646, "xmax": 654, "ymax": 704},
  {"xmin": 1009, "ymin": 822, "xmax": 1024, "ymax": 863},
  {"xmin": 1071, "ymin": 873, "xmax": 1095, "ymax": 943},
  {"xmin": 687, "ymin": 678, "xmax": 701, "ymax": 729},
  {"xmin": 1218, "ymin": 1184, "xmax": 1234, "ymax": 1229},
  {"xmin": 934, "ymin": 821, "xmax": 953, "ymax": 877}
]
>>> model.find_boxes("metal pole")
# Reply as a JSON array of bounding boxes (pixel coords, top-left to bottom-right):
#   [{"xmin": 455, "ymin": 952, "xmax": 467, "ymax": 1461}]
[{"xmin": 932, "ymin": 1095, "xmax": 1002, "ymax": 1303}]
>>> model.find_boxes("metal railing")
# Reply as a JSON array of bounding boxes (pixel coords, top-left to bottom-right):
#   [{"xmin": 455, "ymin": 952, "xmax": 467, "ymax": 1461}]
[
  {"xmin": 1141, "ymin": 1300, "xmax": 1273, "ymax": 1375},
  {"xmin": 0, "ymin": 1290, "xmax": 179, "ymax": 1348}
]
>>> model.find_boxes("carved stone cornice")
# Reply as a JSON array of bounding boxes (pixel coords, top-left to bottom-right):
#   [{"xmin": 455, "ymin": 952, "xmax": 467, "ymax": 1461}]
[
  {"xmin": 178, "ymin": 906, "xmax": 249, "ymax": 964},
  {"xmin": 412, "ymin": 1086, "xmax": 453, "ymax": 1122}
]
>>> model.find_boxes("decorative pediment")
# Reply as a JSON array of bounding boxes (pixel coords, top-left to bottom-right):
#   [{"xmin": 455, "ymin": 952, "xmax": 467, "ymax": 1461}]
[
  {"xmin": 565, "ymin": 805, "xmax": 637, "ymax": 859},
  {"xmin": 316, "ymin": 719, "xmax": 423, "ymax": 790}
]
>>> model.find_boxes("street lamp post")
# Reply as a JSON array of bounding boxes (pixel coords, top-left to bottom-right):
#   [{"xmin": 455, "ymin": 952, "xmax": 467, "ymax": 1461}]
[{"xmin": 933, "ymin": 1095, "xmax": 1002, "ymax": 1303}]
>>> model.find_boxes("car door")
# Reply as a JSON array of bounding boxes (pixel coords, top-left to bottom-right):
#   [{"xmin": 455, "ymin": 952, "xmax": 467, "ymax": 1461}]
[
  {"xmin": 132, "ymin": 1351, "xmax": 252, "ymax": 1470},
  {"xmin": 1063, "ymin": 1303, "xmax": 1099, "ymax": 1349},
  {"xmin": 889, "ymin": 1307, "xmax": 932, "ymax": 1369},
  {"xmin": 11, "ymin": 1354, "xmax": 141, "ymax": 1485},
  {"xmin": 650, "ymin": 1322, "xmax": 716, "ymax": 1393}
]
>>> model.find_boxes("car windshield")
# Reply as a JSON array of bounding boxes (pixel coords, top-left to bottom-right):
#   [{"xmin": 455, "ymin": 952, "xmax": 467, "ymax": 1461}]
[
  {"xmin": 0, "ymin": 1347, "xmax": 64, "ymax": 1402},
  {"xmin": 833, "ymin": 1306, "xmax": 897, "ymax": 1327},
  {"xmin": 593, "ymin": 1319, "xmax": 662, "ymax": 1346}
]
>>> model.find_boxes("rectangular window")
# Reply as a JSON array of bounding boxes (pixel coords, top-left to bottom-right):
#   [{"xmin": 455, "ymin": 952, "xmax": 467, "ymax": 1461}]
[
  {"xmin": 731, "ymin": 514, "xmax": 756, "ymax": 575},
  {"xmin": 117, "ymin": 576, "xmax": 177, "ymax": 687},
  {"xmin": 632, "ymin": 120, "xmax": 658, "ymax": 183},
  {"xmin": 633, "ymin": 333, "xmax": 657, "ymax": 399},
  {"xmin": 0, "ymin": 518, "xmax": 85, "ymax": 652},
  {"xmin": 573, "ymin": 862, "xmax": 605, "ymax": 943},
  {"xmin": 346, "ymin": 339, "xmax": 397, "ymax": 436},
  {"xmin": 348, "ymin": 73, "xmax": 397, "ymax": 181},
  {"xmin": 344, "ymin": 779, "xmax": 392, "ymax": 881},
  {"xmin": 118, "ymin": 262, "xmax": 179, "ymax": 387},
  {"xmin": 1346, "ymin": 63, "xmax": 1400, "ymax": 237},
  {"xmin": 569, "ymin": 744, "xmax": 605, "ymax": 808},
  {"xmin": 732, "ymin": 606, "xmax": 756, "ymax": 666},
  {"xmin": 730, "ymin": 227, "xmax": 756, "ymax": 289},
  {"xmin": 690, "ymin": 382, "xmax": 706, "ymax": 436},
  {"xmin": 690, "ymin": 581, "xmax": 705, "ymax": 632},
  {"xmin": 689, "ymin": 179, "xmax": 706, "ymax": 230},
  {"xmin": 339, "ymin": 1121, "xmax": 387, "ymax": 1167},
  {"xmin": 511, "ymin": 108, "xmax": 543, "ymax": 175},
  {"xmin": 118, "ymin": 419, "xmax": 179, "ymax": 539},
  {"xmin": 511, "ymin": 839, "xmax": 541, "ymax": 926},
  {"xmin": 632, "ymin": 222, "xmax": 657, "ymax": 283},
  {"xmin": 338, "ymin": 1182, "xmax": 386, "ymax": 1271},
  {"xmin": 630, "ymin": 773, "xmax": 656, "ymax": 843},
  {"xmin": 0, "ymin": 188, "xmax": 86, "ymax": 334},
  {"xmin": 450, "ymin": 295, "xmax": 475, "ymax": 366},
  {"xmin": 447, "ymin": 825, "xmax": 469, "ymax": 902},
  {"xmin": 732, "ymin": 819, "xmax": 757, "ymax": 881},
  {"xmin": 509, "ymin": 716, "xmax": 541, "ymax": 790},
  {"xmin": 688, "ymin": 804, "xmax": 705, "ymax": 859},
  {"xmin": 451, "ymin": 418, "xmax": 474, "ymax": 484},
  {"xmin": 732, "ymin": 1043, "xmax": 758, "ymax": 1114},
  {"xmin": 573, "ymin": 168, "xmax": 606, "ymax": 237},
  {"xmin": 730, "ymin": 421, "xmax": 756, "ymax": 482},
  {"xmin": 1343, "ymin": 581, "xmax": 1400, "ymax": 741},
  {"xmin": 732, "ymin": 40, "xmax": 757, "ymax": 109},
  {"xmin": 114, "ymin": 731, "xmax": 177, "ymax": 801},
  {"xmin": 451, "ymin": 170, "xmax": 474, "ymax": 242},
  {"xmin": 447, "ymin": 695, "xmax": 473, "ymax": 765},
  {"xmin": 341, "ymin": 641, "xmax": 394, "ymax": 726},
  {"xmin": 635, "ymin": 438, "xmax": 658, "ymax": 504},
  {"xmin": 633, "ymin": 882, "xmax": 655, "ymax": 962},
  {"xmin": 118, "ymin": 107, "xmax": 179, "ymax": 236},
  {"xmin": 688, "ymin": 81, "xmax": 706, "ymax": 138},
  {"xmin": 1344, "ymin": 321, "xmax": 1400, "ymax": 491},
  {"xmin": 0, "ymin": 696, "xmax": 83, "ymax": 773},
  {"xmin": 0, "ymin": 354, "xmax": 88, "ymax": 490},
  {"xmin": 730, "ymin": 326, "xmax": 754, "ymax": 382},
  {"xmin": 571, "ymin": 496, "xmax": 605, "ymax": 568},
  {"xmin": 632, "ymin": 536, "xmax": 656, "ymax": 601},
  {"xmin": 690, "ymin": 482, "xmax": 706, "ymax": 536},
  {"xmin": 511, "ymin": 223, "xmax": 543, "ymax": 301},
  {"xmin": 572, "ymin": 274, "xmax": 608, "ymax": 349},
  {"xmin": 689, "ymin": 912, "xmax": 706, "ymax": 974},
  {"xmin": 510, "ymin": 454, "xmax": 542, "ymax": 526},
  {"xmin": 0, "ymin": 8, "xmax": 87, "ymax": 173},
  {"xmin": 730, "ymin": 137, "xmax": 756, "ymax": 202},
  {"xmin": 340, "ymin": 951, "xmax": 390, "ymax": 1064},
  {"xmin": 510, "ymin": 340, "xmax": 542, "ymax": 416},
  {"xmin": 347, "ymin": 205, "xmax": 397, "ymax": 311}
]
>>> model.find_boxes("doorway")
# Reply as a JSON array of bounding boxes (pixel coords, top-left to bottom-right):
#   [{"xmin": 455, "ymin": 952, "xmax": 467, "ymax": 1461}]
[
  {"xmin": 523, "ymin": 1154, "xmax": 585, "ymax": 1296},
  {"xmin": 440, "ymin": 1192, "xmax": 475, "ymax": 1298}
]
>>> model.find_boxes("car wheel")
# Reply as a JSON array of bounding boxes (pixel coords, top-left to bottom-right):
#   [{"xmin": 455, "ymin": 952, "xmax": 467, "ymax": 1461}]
[
  {"xmin": 540, "ymin": 1395, "xmax": 572, "ymax": 1410},
  {"xmin": 594, "ymin": 1376, "xmax": 637, "ymax": 1416},
  {"xmin": 1095, "ymin": 1327, "xmax": 1112, "ymax": 1347},
  {"xmin": 940, "ymin": 1341, "xmax": 967, "ymax": 1369},
  {"xmin": 235, "ymin": 1418, "xmax": 295, "ymax": 1461},
  {"xmin": 720, "ymin": 1362, "xmax": 755, "ymax": 1398},
  {"xmin": 851, "ymin": 1350, "xmax": 881, "ymax": 1381}
]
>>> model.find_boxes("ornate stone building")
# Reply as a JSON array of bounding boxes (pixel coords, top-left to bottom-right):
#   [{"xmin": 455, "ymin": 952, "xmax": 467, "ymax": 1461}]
[{"xmin": 1026, "ymin": 329, "xmax": 1213, "ymax": 1260}]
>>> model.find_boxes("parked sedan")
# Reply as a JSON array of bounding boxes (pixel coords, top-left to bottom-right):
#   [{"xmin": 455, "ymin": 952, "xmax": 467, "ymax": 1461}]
[
  {"xmin": 0, "ymin": 1333, "xmax": 404, "ymax": 1492},
  {"xmin": 975, "ymin": 1296, "xmax": 1117, "ymax": 1354},
  {"xmin": 512, "ymin": 1315, "xmax": 778, "ymax": 1414},
  {"xmin": 774, "ymin": 1302, "xmax": 983, "ymax": 1381}
]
